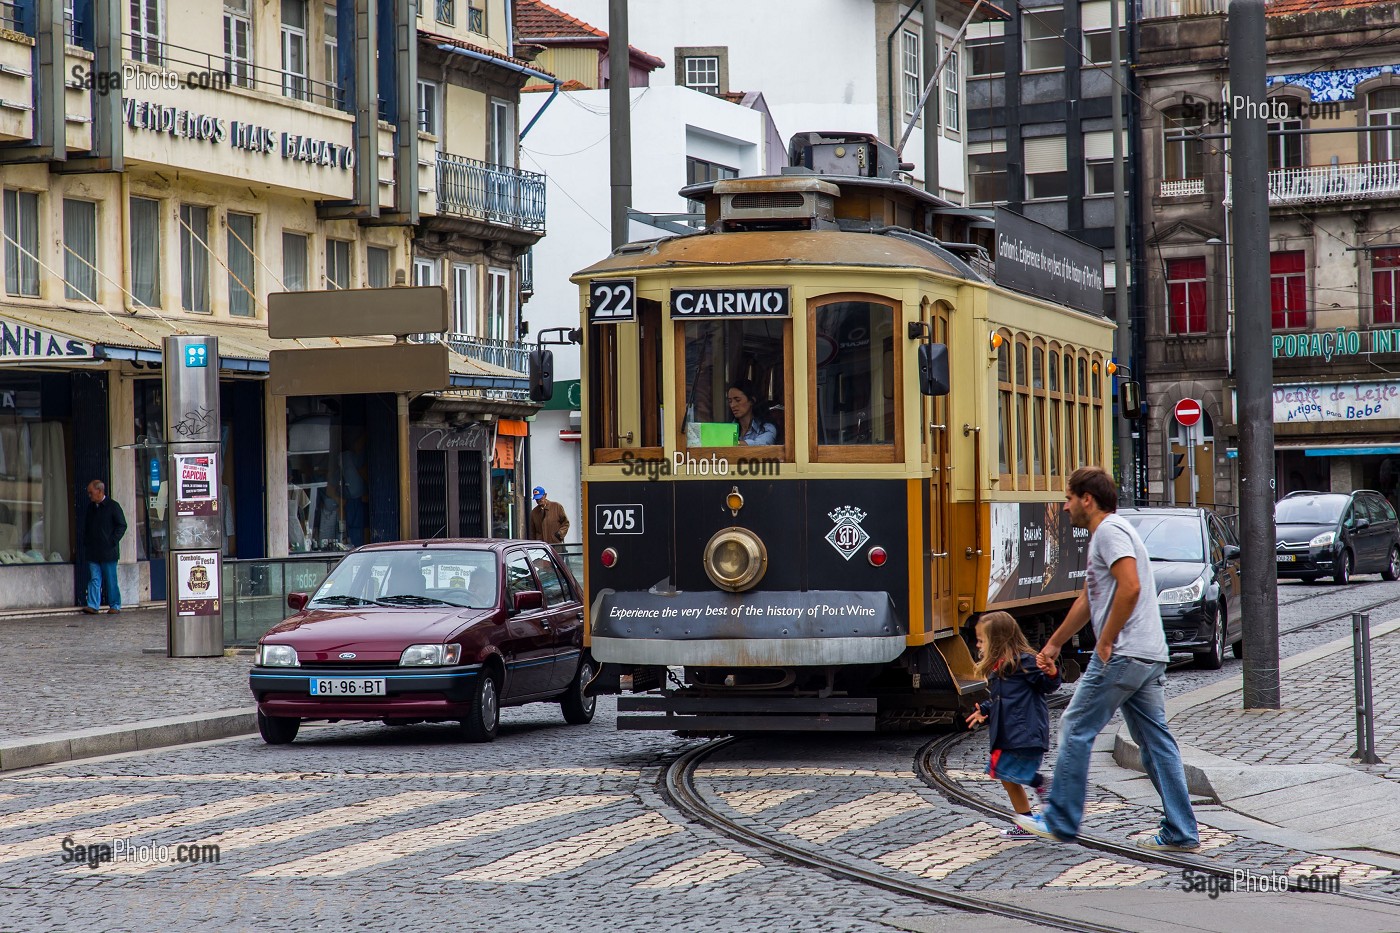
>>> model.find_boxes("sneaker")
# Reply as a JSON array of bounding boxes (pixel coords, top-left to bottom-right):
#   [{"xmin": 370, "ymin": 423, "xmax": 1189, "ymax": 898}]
[
  {"xmin": 1033, "ymin": 778, "xmax": 1052, "ymax": 810},
  {"xmin": 1011, "ymin": 812, "xmax": 1073, "ymax": 843},
  {"xmin": 1000, "ymin": 824, "xmax": 1036, "ymax": 840},
  {"xmin": 1135, "ymin": 833, "xmax": 1200, "ymax": 853}
]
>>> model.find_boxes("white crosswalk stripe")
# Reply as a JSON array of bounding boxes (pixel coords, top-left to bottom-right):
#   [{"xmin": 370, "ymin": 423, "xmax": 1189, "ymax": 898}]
[
  {"xmin": 11, "ymin": 769, "xmax": 639, "ymax": 784},
  {"xmin": 249, "ymin": 794, "xmax": 624, "ymax": 879},
  {"xmin": 716, "ymin": 789, "xmax": 813, "ymax": 815},
  {"xmin": 877, "ymin": 822, "xmax": 1028, "ymax": 880},
  {"xmin": 90, "ymin": 791, "xmax": 479, "ymax": 875},
  {"xmin": 0, "ymin": 793, "xmax": 317, "ymax": 865},
  {"xmin": 633, "ymin": 849, "xmax": 760, "ymax": 888},
  {"xmin": 779, "ymin": 792, "xmax": 932, "ymax": 844},
  {"xmin": 448, "ymin": 812, "xmax": 681, "ymax": 883},
  {"xmin": 701, "ymin": 768, "xmax": 907, "ymax": 778},
  {"xmin": 1047, "ymin": 857, "xmax": 1167, "ymax": 887},
  {"xmin": 0, "ymin": 795, "xmax": 168, "ymax": 832}
]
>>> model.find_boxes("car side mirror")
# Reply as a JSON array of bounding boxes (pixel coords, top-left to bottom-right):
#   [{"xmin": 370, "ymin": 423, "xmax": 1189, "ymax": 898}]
[
  {"xmin": 288, "ymin": 592, "xmax": 309, "ymax": 611},
  {"xmin": 918, "ymin": 343, "xmax": 950, "ymax": 397},
  {"xmin": 528, "ymin": 348, "xmax": 554, "ymax": 402},
  {"xmin": 512, "ymin": 590, "xmax": 544, "ymax": 612},
  {"xmin": 1223, "ymin": 544, "xmax": 1241, "ymax": 561},
  {"xmin": 1356, "ymin": 518, "xmax": 1371, "ymax": 531}
]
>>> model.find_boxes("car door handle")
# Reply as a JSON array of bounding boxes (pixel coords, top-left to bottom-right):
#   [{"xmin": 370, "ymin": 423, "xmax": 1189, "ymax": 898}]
[{"xmin": 542, "ymin": 620, "xmax": 551, "ymax": 629}]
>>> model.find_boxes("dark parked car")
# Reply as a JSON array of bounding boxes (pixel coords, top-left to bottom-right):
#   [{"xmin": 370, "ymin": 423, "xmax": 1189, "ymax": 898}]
[
  {"xmin": 1274, "ymin": 490, "xmax": 1400, "ymax": 585},
  {"xmin": 249, "ymin": 540, "xmax": 594, "ymax": 745},
  {"xmin": 1119, "ymin": 507, "xmax": 1242, "ymax": 669}
]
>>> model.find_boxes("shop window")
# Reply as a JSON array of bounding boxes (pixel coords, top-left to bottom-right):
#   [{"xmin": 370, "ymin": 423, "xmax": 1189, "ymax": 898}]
[
  {"xmin": 1374, "ymin": 247, "xmax": 1400, "ymax": 324},
  {"xmin": 1270, "ymin": 250, "xmax": 1307, "ymax": 330},
  {"xmin": 62, "ymin": 199, "xmax": 97, "ymax": 302},
  {"xmin": 3, "ymin": 189, "xmax": 39, "ymax": 297},
  {"xmin": 282, "ymin": 232, "xmax": 308, "ymax": 291},
  {"xmin": 178, "ymin": 204, "xmax": 211, "ymax": 313},
  {"xmin": 683, "ymin": 317, "xmax": 787, "ymax": 449},
  {"xmin": 286, "ymin": 396, "xmax": 370, "ymax": 553},
  {"xmin": 1166, "ymin": 257, "xmax": 1207, "ymax": 335},
  {"xmin": 812, "ymin": 300, "xmax": 897, "ymax": 457},
  {"xmin": 133, "ymin": 379, "xmax": 165, "ymax": 563},
  {"xmin": 130, "ymin": 197, "xmax": 161, "ymax": 307},
  {"xmin": 0, "ymin": 376, "xmax": 71, "ymax": 564},
  {"xmin": 227, "ymin": 212, "xmax": 256, "ymax": 317}
]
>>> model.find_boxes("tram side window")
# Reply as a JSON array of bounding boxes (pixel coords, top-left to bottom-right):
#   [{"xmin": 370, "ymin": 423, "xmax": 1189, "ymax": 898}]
[
  {"xmin": 996, "ymin": 335, "xmax": 1012, "ymax": 475},
  {"xmin": 587, "ymin": 324, "xmax": 619, "ymax": 451},
  {"xmin": 814, "ymin": 301, "xmax": 896, "ymax": 447},
  {"xmin": 682, "ymin": 319, "xmax": 786, "ymax": 447}
]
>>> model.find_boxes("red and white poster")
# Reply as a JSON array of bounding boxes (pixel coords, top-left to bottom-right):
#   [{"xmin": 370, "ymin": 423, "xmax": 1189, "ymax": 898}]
[{"xmin": 174, "ymin": 453, "xmax": 219, "ymax": 517}]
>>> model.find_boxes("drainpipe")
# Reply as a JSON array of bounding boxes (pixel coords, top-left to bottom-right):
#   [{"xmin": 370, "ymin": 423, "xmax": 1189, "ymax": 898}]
[{"xmin": 886, "ymin": 1, "xmax": 923, "ymax": 144}]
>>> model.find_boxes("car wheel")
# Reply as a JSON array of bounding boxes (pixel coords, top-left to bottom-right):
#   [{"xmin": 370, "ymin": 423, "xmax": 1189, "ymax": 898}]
[
  {"xmin": 1384, "ymin": 547, "xmax": 1400, "ymax": 582},
  {"xmin": 460, "ymin": 670, "xmax": 500, "ymax": 743},
  {"xmin": 1194, "ymin": 610, "xmax": 1225, "ymax": 671},
  {"xmin": 560, "ymin": 657, "xmax": 598, "ymax": 725},
  {"xmin": 257, "ymin": 710, "xmax": 299, "ymax": 745},
  {"xmin": 1334, "ymin": 550, "xmax": 1352, "ymax": 585}
]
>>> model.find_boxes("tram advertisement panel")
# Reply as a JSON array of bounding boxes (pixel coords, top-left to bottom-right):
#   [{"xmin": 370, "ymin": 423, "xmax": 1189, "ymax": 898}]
[{"xmin": 987, "ymin": 503, "xmax": 1088, "ymax": 605}]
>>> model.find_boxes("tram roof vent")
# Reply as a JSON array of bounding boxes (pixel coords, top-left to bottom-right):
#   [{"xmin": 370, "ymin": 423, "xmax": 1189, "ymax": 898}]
[{"xmin": 713, "ymin": 177, "xmax": 839, "ymax": 231}]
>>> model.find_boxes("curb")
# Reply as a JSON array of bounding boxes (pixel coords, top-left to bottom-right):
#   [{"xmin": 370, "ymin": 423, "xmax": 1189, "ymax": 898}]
[
  {"xmin": 0, "ymin": 708, "xmax": 257, "ymax": 772},
  {"xmin": 1112, "ymin": 614, "xmax": 1400, "ymax": 800}
]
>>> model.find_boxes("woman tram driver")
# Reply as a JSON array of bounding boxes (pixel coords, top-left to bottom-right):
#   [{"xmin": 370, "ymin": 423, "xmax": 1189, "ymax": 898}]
[{"xmin": 727, "ymin": 380, "xmax": 777, "ymax": 446}]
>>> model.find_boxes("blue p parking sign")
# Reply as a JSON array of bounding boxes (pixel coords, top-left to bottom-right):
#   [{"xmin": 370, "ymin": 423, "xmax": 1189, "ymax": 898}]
[{"xmin": 184, "ymin": 344, "xmax": 208, "ymax": 368}]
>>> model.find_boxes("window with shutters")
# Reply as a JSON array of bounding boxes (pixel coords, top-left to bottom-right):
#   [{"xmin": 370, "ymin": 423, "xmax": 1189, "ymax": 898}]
[
  {"xmin": 943, "ymin": 48, "xmax": 960, "ymax": 132},
  {"xmin": 967, "ymin": 21, "xmax": 1004, "ymax": 77},
  {"xmin": 1084, "ymin": 131, "xmax": 1127, "ymax": 196},
  {"xmin": 1373, "ymin": 248, "xmax": 1400, "ymax": 325},
  {"xmin": 902, "ymin": 29, "xmax": 921, "ymax": 122},
  {"xmin": 1024, "ymin": 135, "xmax": 1068, "ymax": 200},
  {"xmin": 968, "ymin": 142, "xmax": 1007, "ymax": 204},
  {"xmin": 1166, "ymin": 258, "xmax": 1207, "ymax": 335},
  {"xmin": 1081, "ymin": 1, "xmax": 1125, "ymax": 65},
  {"xmin": 1021, "ymin": 7, "xmax": 1063, "ymax": 71},
  {"xmin": 1271, "ymin": 251, "xmax": 1307, "ymax": 330}
]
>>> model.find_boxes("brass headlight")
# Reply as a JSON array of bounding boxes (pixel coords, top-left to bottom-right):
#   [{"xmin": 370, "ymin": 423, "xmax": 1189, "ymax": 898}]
[{"xmin": 703, "ymin": 527, "xmax": 768, "ymax": 592}]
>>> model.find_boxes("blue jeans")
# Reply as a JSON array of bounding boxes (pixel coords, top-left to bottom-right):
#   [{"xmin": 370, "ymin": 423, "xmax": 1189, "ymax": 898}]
[
  {"xmin": 86, "ymin": 561, "xmax": 121, "ymax": 611},
  {"xmin": 1043, "ymin": 654, "xmax": 1198, "ymax": 847}
]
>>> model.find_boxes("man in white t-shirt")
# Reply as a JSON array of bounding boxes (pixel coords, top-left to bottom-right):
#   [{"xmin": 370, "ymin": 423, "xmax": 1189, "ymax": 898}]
[{"xmin": 1015, "ymin": 466, "xmax": 1199, "ymax": 852}]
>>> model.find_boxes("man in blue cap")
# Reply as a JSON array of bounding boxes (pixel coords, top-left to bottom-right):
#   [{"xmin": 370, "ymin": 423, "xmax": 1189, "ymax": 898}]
[{"xmin": 529, "ymin": 486, "xmax": 570, "ymax": 543}]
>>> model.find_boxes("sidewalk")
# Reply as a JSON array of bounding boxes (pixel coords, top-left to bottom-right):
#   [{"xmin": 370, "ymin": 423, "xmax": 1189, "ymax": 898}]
[
  {"xmin": 1114, "ymin": 617, "xmax": 1400, "ymax": 859},
  {"xmin": 0, "ymin": 607, "xmax": 256, "ymax": 770}
]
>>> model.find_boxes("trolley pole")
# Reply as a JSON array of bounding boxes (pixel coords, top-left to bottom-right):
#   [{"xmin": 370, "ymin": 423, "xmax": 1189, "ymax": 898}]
[
  {"xmin": 1110, "ymin": 0, "xmax": 1133, "ymax": 500},
  {"xmin": 608, "ymin": 0, "xmax": 632, "ymax": 250},
  {"xmin": 1230, "ymin": 0, "xmax": 1281, "ymax": 709}
]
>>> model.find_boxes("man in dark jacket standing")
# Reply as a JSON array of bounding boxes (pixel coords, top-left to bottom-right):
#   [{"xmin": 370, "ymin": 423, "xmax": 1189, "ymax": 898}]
[
  {"xmin": 83, "ymin": 480, "xmax": 127, "ymax": 614},
  {"xmin": 529, "ymin": 487, "xmax": 570, "ymax": 544}
]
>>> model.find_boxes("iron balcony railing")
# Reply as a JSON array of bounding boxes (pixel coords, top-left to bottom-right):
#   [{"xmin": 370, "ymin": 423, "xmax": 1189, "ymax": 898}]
[
  {"xmin": 1259, "ymin": 160, "xmax": 1400, "ymax": 206},
  {"xmin": 442, "ymin": 334, "xmax": 530, "ymax": 374},
  {"xmin": 122, "ymin": 33, "xmax": 345, "ymax": 110},
  {"xmin": 436, "ymin": 153, "xmax": 547, "ymax": 233},
  {"xmin": 1138, "ymin": 0, "xmax": 1224, "ymax": 19},
  {"xmin": 1160, "ymin": 177, "xmax": 1206, "ymax": 197}
]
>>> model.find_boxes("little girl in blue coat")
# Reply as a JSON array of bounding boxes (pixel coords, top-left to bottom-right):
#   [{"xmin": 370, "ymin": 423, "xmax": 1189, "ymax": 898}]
[{"xmin": 965, "ymin": 611, "xmax": 1062, "ymax": 838}]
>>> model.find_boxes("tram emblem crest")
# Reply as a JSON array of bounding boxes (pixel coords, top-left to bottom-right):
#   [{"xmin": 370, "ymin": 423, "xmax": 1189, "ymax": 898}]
[{"xmin": 825, "ymin": 506, "xmax": 870, "ymax": 561}]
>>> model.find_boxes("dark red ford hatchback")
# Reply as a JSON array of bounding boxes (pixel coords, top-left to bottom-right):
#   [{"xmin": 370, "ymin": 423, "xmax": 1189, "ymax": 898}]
[{"xmin": 248, "ymin": 540, "xmax": 595, "ymax": 744}]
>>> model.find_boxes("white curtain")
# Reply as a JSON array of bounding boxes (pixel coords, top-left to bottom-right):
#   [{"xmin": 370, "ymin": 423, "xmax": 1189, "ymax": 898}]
[
  {"xmin": 63, "ymin": 199, "xmax": 97, "ymax": 301},
  {"xmin": 228, "ymin": 213, "xmax": 256, "ymax": 316},
  {"xmin": 130, "ymin": 198, "xmax": 161, "ymax": 307}
]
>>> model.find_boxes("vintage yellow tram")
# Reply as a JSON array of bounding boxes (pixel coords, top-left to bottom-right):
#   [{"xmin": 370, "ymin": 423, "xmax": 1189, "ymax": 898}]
[{"xmin": 549, "ymin": 132, "xmax": 1116, "ymax": 731}]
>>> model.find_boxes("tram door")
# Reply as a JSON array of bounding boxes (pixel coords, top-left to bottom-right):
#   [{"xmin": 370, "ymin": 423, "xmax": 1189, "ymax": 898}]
[{"xmin": 926, "ymin": 301, "xmax": 954, "ymax": 630}]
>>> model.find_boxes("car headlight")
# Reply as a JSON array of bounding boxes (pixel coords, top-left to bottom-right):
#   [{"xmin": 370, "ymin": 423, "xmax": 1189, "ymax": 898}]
[
  {"xmin": 399, "ymin": 643, "xmax": 463, "ymax": 666},
  {"xmin": 703, "ymin": 527, "xmax": 768, "ymax": 592},
  {"xmin": 1158, "ymin": 573, "xmax": 1207, "ymax": 605},
  {"xmin": 258, "ymin": 644, "xmax": 299, "ymax": 667},
  {"xmin": 1309, "ymin": 531, "xmax": 1336, "ymax": 548}
]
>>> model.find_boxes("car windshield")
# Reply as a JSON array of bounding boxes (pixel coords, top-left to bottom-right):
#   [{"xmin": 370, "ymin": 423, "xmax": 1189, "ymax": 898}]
[
  {"xmin": 310, "ymin": 549, "xmax": 499, "ymax": 610},
  {"xmin": 1276, "ymin": 494, "xmax": 1348, "ymax": 525},
  {"xmin": 1120, "ymin": 514, "xmax": 1204, "ymax": 562}
]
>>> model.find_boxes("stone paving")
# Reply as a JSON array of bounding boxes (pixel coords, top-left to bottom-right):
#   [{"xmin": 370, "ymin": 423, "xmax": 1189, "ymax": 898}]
[
  {"xmin": 0, "ymin": 608, "xmax": 252, "ymax": 741},
  {"xmin": 1168, "ymin": 628, "xmax": 1400, "ymax": 784}
]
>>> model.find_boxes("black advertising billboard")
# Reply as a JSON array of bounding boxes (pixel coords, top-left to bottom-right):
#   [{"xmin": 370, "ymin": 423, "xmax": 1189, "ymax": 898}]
[
  {"xmin": 987, "ymin": 502, "xmax": 1090, "ymax": 605},
  {"xmin": 993, "ymin": 207, "xmax": 1105, "ymax": 315}
]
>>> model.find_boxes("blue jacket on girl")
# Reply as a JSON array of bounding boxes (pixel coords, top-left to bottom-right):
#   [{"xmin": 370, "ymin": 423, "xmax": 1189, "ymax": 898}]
[{"xmin": 976, "ymin": 652, "xmax": 1062, "ymax": 752}]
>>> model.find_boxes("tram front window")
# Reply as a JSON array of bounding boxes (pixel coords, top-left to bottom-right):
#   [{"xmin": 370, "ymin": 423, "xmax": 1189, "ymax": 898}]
[
  {"xmin": 682, "ymin": 319, "xmax": 786, "ymax": 448},
  {"xmin": 814, "ymin": 300, "xmax": 896, "ymax": 446}
]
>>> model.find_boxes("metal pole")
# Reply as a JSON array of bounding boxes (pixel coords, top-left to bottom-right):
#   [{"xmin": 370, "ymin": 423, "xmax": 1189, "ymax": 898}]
[
  {"xmin": 1230, "ymin": 0, "xmax": 1281, "ymax": 709},
  {"xmin": 398, "ymin": 392, "xmax": 412, "ymax": 540},
  {"xmin": 1188, "ymin": 429, "xmax": 1197, "ymax": 508},
  {"xmin": 922, "ymin": 3, "xmax": 940, "ymax": 195},
  {"xmin": 608, "ymin": 0, "xmax": 632, "ymax": 250},
  {"xmin": 1110, "ymin": 0, "xmax": 1132, "ymax": 498},
  {"xmin": 1358, "ymin": 612, "xmax": 1382, "ymax": 763},
  {"xmin": 1352, "ymin": 612, "xmax": 1366, "ymax": 759}
]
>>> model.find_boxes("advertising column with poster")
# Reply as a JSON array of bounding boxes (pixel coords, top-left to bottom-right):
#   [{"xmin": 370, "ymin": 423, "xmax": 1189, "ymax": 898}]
[
  {"xmin": 175, "ymin": 551, "xmax": 222, "ymax": 616},
  {"xmin": 174, "ymin": 453, "xmax": 219, "ymax": 517}
]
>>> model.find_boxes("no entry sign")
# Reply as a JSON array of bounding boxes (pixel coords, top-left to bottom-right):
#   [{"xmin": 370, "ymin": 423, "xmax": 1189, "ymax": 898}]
[{"xmin": 1174, "ymin": 398, "xmax": 1203, "ymax": 428}]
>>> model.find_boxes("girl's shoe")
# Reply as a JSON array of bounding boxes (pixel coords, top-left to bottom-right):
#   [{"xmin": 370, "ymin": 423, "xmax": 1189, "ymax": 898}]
[{"xmin": 1000, "ymin": 823, "xmax": 1036, "ymax": 839}]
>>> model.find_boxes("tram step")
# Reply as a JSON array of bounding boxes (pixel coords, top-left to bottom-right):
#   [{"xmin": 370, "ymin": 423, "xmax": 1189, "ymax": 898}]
[
  {"xmin": 616, "ymin": 714, "xmax": 878, "ymax": 732},
  {"xmin": 617, "ymin": 696, "xmax": 877, "ymax": 714}
]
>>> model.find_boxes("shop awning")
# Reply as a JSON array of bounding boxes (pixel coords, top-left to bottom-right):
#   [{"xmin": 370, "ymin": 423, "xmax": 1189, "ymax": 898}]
[
  {"xmin": 0, "ymin": 306, "xmax": 527, "ymax": 389},
  {"xmin": 1227, "ymin": 443, "xmax": 1400, "ymax": 459}
]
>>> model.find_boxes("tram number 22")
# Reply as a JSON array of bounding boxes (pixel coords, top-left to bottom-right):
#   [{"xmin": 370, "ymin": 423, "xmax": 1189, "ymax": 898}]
[
  {"xmin": 589, "ymin": 278, "xmax": 636, "ymax": 322},
  {"xmin": 595, "ymin": 504, "xmax": 644, "ymax": 535}
]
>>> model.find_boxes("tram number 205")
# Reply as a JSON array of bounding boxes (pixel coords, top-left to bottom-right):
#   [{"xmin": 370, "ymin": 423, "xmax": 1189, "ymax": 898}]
[{"xmin": 595, "ymin": 504, "xmax": 644, "ymax": 535}]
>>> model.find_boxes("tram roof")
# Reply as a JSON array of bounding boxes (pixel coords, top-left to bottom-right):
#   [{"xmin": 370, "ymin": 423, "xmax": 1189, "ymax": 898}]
[{"xmin": 572, "ymin": 229, "xmax": 972, "ymax": 281}]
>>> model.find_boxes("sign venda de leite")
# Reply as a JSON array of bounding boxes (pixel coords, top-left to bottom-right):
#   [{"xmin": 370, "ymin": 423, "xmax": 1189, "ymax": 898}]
[
  {"xmin": 0, "ymin": 317, "xmax": 94, "ymax": 362},
  {"xmin": 1273, "ymin": 381, "xmax": 1400, "ymax": 423}
]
